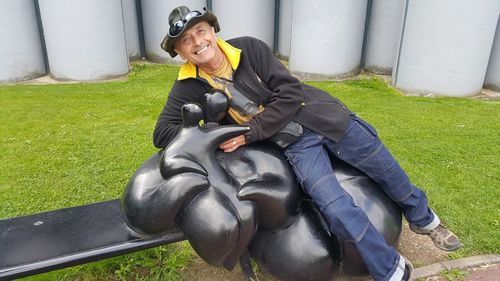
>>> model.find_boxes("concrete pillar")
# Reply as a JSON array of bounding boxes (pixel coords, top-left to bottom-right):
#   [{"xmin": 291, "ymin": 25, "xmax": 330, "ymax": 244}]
[
  {"xmin": 212, "ymin": 0, "xmax": 275, "ymax": 49},
  {"xmin": 277, "ymin": 0, "xmax": 292, "ymax": 59},
  {"xmin": 0, "ymin": 0, "xmax": 46, "ymax": 82},
  {"xmin": 122, "ymin": 0, "xmax": 142, "ymax": 61},
  {"xmin": 289, "ymin": 0, "xmax": 368, "ymax": 78},
  {"xmin": 392, "ymin": 0, "xmax": 500, "ymax": 97},
  {"xmin": 38, "ymin": 0, "xmax": 129, "ymax": 81},
  {"xmin": 363, "ymin": 0, "xmax": 405, "ymax": 74},
  {"xmin": 484, "ymin": 17, "xmax": 500, "ymax": 92}
]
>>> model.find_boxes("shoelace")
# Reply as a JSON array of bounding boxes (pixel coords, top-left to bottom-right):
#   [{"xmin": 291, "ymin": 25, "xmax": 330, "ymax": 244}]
[{"xmin": 432, "ymin": 225, "xmax": 449, "ymax": 236}]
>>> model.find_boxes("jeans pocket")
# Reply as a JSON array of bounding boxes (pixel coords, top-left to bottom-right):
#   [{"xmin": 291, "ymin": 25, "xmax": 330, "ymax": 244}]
[
  {"xmin": 353, "ymin": 117, "xmax": 378, "ymax": 139},
  {"xmin": 337, "ymin": 117, "xmax": 381, "ymax": 164}
]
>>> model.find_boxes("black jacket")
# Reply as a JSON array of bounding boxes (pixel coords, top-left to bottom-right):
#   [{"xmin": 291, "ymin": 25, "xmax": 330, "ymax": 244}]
[{"xmin": 153, "ymin": 36, "xmax": 351, "ymax": 148}]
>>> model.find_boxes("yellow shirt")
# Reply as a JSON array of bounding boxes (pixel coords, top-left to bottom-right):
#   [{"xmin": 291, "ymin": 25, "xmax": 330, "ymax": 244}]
[{"xmin": 178, "ymin": 39, "xmax": 263, "ymax": 124}]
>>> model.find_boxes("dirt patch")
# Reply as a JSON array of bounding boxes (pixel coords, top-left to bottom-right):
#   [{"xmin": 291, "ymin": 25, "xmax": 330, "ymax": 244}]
[
  {"xmin": 180, "ymin": 256, "xmax": 277, "ymax": 281},
  {"xmin": 470, "ymin": 88, "xmax": 500, "ymax": 101}
]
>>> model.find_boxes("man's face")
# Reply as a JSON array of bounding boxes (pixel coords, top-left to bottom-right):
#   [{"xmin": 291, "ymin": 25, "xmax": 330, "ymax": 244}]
[{"xmin": 174, "ymin": 21, "xmax": 220, "ymax": 68}]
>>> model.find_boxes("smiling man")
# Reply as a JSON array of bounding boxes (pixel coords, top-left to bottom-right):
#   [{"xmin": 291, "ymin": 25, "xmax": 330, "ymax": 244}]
[
  {"xmin": 172, "ymin": 22, "xmax": 223, "ymax": 73},
  {"xmin": 154, "ymin": 6, "xmax": 461, "ymax": 281}
]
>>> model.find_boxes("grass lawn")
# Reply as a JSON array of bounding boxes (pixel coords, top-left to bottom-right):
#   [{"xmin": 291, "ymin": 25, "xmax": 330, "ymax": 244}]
[{"xmin": 1, "ymin": 64, "xmax": 498, "ymax": 280}]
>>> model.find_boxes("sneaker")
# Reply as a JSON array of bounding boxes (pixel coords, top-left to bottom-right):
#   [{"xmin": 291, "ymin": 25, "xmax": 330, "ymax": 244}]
[
  {"xmin": 402, "ymin": 257, "xmax": 413, "ymax": 281},
  {"xmin": 410, "ymin": 223, "xmax": 462, "ymax": 251}
]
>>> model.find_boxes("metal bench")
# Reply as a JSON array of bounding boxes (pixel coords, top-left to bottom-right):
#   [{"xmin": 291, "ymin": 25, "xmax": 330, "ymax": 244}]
[{"xmin": 0, "ymin": 200, "xmax": 185, "ymax": 280}]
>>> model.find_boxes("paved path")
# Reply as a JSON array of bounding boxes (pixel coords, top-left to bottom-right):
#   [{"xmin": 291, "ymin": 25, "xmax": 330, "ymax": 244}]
[{"xmin": 413, "ymin": 254, "xmax": 500, "ymax": 281}]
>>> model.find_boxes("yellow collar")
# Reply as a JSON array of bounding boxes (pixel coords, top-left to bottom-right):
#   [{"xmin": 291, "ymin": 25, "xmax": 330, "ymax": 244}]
[{"xmin": 177, "ymin": 38, "xmax": 241, "ymax": 81}]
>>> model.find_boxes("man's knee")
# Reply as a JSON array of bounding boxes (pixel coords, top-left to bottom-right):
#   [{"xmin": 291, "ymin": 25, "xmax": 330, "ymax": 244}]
[{"xmin": 322, "ymin": 196, "xmax": 370, "ymax": 242}]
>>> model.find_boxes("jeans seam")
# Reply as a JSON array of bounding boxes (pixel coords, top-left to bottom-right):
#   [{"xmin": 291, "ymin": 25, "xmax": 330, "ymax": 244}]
[
  {"xmin": 353, "ymin": 142, "xmax": 383, "ymax": 166},
  {"xmin": 322, "ymin": 193, "xmax": 369, "ymax": 243},
  {"xmin": 310, "ymin": 174, "xmax": 336, "ymax": 192},
  {"xmin": 395, "ymin": 184, "xmax": 414, "ymax": 202},
  {"xmin": 321, "ymin": 193, "xmax": 347, "ymax": 213},
  {"xmin": 284, "ymin": 152, "xmax": 305, "ymax": 186},
  {"xmin": 348, "ymin": 223, "xmax": 369, "ymax": 243}
]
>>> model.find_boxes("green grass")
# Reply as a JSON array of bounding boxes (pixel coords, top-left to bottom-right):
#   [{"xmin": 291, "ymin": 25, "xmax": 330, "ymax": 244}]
[
  {"xmin": 20, "ymin": 242, "xmax": 192, "ymax": 281},
  {"xmin": 1, "ymin": 64, "xmax": 499, "ymax": 280},
  {"xmin": 438, "ymin": 268, "xmax": 468, "ymax": 281}
]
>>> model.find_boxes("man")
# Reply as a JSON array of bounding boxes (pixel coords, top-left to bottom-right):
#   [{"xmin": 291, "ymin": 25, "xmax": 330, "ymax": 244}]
[{"xmin": 154, "ymin": 6, "xmax": 461, "ymax": 281}]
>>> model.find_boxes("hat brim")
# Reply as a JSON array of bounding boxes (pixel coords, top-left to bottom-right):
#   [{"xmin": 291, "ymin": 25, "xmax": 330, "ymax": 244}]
[{"xmin": 160, "ymin": 11, "xmax": 220, "ymax": 58}]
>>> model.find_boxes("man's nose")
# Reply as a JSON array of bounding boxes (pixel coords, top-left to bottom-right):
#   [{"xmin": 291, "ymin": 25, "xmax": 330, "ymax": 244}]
[{"xmin": 193, "ymin": 34, "xmax": 203, "ymax": 46}]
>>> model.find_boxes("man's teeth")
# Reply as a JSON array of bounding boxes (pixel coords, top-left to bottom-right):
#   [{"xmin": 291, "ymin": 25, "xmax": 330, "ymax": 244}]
[{"xmin": 195, "ymin": 45, "xmax": 208, "ymax": 55}]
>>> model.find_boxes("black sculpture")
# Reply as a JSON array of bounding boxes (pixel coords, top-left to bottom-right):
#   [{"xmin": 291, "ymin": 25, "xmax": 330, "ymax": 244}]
[{"xmin": 121, "ymin": 90, "xmax": 402, "ymax": 281}]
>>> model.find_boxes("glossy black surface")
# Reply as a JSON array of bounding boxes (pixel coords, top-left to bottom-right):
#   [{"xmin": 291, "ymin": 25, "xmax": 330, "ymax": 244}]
[
  {"xmin": 123, "ymin": 103, "xmax": 300, "ymax": 269},
  {"xmin": 122, "ymin": 102, "xmax": 402, "ymax": 280},
  {"xmin": 0, "ymin": 200, "xmax": 184, "ymax": 280},
  {"xmin": 249, "ymin": 201, "xmax": 341, "ymax": 281},
  {"xmin": 203, "ymin": 89, "xmax": 229, "ymax": 123}
]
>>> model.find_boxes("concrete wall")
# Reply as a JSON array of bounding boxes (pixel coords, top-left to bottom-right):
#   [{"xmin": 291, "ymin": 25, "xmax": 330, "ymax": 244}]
[
  {"xmin": 121, "ymin": 0, "xmax": 142, "ymax": 61},
  {"xmin": 289, "ymin": 0, "xmax": 367, "ymax": 78},
  {"xmin": 277, "ymin": 0, "xmax": 292, "ymax": 59},
  {"xmin": 484, "ymin": 17, "xmax": 500, "ymax": 92},
  {"xmin": 392, "ymin": 0, "xmax": 500, "ymax": 97},
  {"xmin": 38, "ymin": 0, "xmax": 129, "ymax": 81},
  {"xmin": 3, "ymin": 0, "xmax": 500, "ymax": 96},
  {"xmin": 212, "ymin": 0, "xmax": 275, "ymax": 49},
  {"xmin": 0, "ymin": 0, "xmax": 46, "ymax": 82},
  {"xmin": 363, "ymin": 0, "xmax": 405, "ymax": 74}
]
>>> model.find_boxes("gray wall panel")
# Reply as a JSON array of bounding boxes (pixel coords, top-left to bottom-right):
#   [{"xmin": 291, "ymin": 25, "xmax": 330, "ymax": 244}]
[
  {"xmin": 38, "ymin": 0, "xmax": 129, "ymax": 81},
  {"xmin": 122, "ymin": 0, "xmax": 142, "ymax": 60},
  {"xmin": 364, "ymin": 0, "xmax": 405, "ymax": 74},
  {"xmin": 392, "ymin": 0, "xmax": 500, "ymax": 97},
  {"xmin": 484, "ymin": 17, "xmax": 500, "ymax": 92},
  {"xmin": 0, "ymin": 0, "xmax": 46, "ymax": 82},
  {"xmin": 289, "ymin": 0, "xmax": 367, "ymax": 78},
  {"xmin": 212, "ymin": 0, "xmax": 275, "ymax": 48}
]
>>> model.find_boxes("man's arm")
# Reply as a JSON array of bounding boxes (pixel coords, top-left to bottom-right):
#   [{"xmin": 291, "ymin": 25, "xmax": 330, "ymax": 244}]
[{"xmin": 241, "ymin": 37, "xmax": 306, "ymax": 144}]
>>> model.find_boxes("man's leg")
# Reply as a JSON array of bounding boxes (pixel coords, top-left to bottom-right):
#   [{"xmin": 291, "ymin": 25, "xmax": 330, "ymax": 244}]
[
  {"xmin": 332, "ymin": 116, "xmax": 460, "ymax": 251},
  {"xmin": 285, "ymin": 129, "xmax": 408, "ymax": 281}
]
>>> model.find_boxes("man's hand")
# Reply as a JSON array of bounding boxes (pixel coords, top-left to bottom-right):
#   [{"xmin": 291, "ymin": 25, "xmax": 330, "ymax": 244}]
[{"xmin": 219, "ymin": 134, "xmax": 246, "ymax": 153}]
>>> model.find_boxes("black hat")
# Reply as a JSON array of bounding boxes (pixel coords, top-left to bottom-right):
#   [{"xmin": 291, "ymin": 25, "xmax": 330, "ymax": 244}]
[{"xmin": 160, "ymin": 6, "xmax": 220, "ymax": 58}]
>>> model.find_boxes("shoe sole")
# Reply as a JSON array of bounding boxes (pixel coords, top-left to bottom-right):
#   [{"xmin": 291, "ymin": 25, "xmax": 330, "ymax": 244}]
[{"xmin": 403, "ymin": 256, "xmax": 414, "ymax": 281}]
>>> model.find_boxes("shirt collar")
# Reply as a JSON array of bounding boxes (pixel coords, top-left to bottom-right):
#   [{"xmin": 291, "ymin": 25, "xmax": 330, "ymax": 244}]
[{"xmin": 177, "ymin": 38, "xmax": 241, "ymax": 81}]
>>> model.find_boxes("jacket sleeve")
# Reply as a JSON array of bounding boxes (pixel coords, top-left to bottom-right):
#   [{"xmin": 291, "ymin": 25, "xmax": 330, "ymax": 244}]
[
  {"xmin": 153, "ymin": 81, "xmax": 204, "ymax": 148},
  {"xmin": 242, "ymin": 37, "xmax": 305, "ymax": 143}
]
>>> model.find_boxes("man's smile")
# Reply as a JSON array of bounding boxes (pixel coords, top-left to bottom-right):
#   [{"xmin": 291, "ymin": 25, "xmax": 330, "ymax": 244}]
[{"xmin": 195, "ymin": 44, "xmax": 209, "ymax": 55}]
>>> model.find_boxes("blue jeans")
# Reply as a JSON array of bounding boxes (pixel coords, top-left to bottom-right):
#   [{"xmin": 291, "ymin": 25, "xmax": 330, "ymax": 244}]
[{"xmin": 284, "ymin": 115, "xmax": 439, "ymax": 281}]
